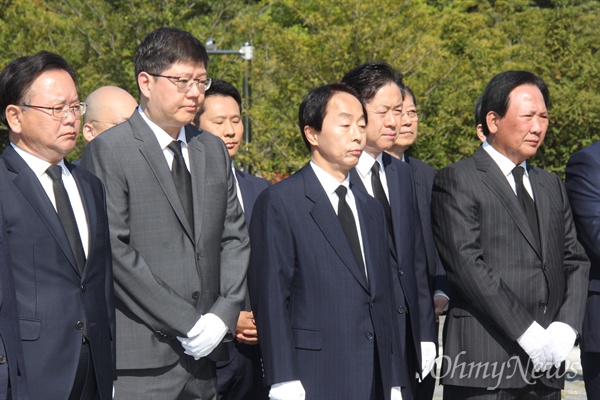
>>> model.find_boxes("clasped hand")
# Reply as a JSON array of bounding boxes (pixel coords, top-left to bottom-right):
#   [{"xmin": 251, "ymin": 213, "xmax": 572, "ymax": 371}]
[
  {"xmin": 177, "ymin": 313, "xmax": 228, "ymax": 360},
  {"xmin": 517, "ymin": 321, "xmax": 576, "ymax": 372}
]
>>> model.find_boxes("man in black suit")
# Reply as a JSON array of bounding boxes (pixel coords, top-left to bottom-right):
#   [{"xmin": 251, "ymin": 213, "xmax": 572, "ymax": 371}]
[
  {"xmin": 343, "ymin": 62, "xmax": 437, "ymax": 398},
  {"xmin": 196, "ymin": 79, "xmax": 269, "ymax": 399},
  {"xmin": 248, "ymin": 83, "xmax": 403, "ymax": 399},
  {"xmin": 565, "ymin": 140, "xmax": 600, "ymax": 399},
  {"xmin": 0, "ymin": 51, "xmax": 115, "ymax": 400},
  {"xmin": 387, "ymin": 85, "xmax": 449, "ymax": 400},
  {"xmin": 432, "ymin": 70, "xmax": 589, "ymax": 399},
  {"xmin": 0, "ymin": 201, "xmax": 29, "ymax": 400}
]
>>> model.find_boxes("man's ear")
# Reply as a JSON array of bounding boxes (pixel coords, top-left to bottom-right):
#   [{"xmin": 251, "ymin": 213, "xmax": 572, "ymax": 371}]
[
  {"xmin": 486, "ymin": 111, "xmax": 500, "ymax": 135},
  {"xmin": 138, "ymin": 72, "xmax": 152, "ymax": 100},
  {"xmin": 304, "ymin": 125, "xmax": 319, "ymax": 147},
  {"xmin": 5, "ymin": 104, "xmax": 22, "ymax": 134},
  {"xmin": 82, "ymin": 122, "xmax": 95, "ymax": 142}
]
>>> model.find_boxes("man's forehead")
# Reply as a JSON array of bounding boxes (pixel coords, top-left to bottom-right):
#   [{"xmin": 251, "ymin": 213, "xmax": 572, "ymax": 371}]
[{"xmin": 162, "ymin": 61, "xmax": 206, "ymax": 74}]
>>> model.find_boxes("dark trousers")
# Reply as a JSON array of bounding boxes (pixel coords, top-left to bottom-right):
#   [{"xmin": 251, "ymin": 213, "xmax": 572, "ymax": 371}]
[
  {"xmin": 443, "ymin": 382, "xmax": 560, "ymax": 400},
  {"xmin": 582, "ymin": 350, "xmax": 600, "ymax": 400},
  {"xmin": 69, "ymin": 341, "xmax": 99, "ymax": 400},
  {"xmin": 216, "ymin": 342, "xmax": 268, "ymax": 400},
  {"xmin": 415, "ymin": 373, "xmax": 436, "ymax": 400}
]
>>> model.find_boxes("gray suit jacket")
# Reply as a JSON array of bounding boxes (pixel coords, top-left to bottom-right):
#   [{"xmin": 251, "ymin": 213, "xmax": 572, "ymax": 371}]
[
  {"xmin": 432, "ymin": 146, "xmax": 589, "ymax": 389},
  {"xmin": 80, "ymin": 110, "xmax": 250, "ymax": 370}
]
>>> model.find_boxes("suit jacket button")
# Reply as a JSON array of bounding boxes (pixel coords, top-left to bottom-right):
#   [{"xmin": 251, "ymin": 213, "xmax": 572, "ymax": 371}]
[
  {"xmin": 366, "ymin": 332, "xmax": 374, "ymax": 340},
  {"xmin": 196, "ymin": 254, "xmax": 201, "ymax": 261},
  {"xmin": 398, "ymin": 269, "xmax": 404, "ymax": 276},
  {"xmin": 539, "ymin": 301, "xmax": 547, "ymax": 309},
  {"xmin": 81, "ymin": 285, "xmax": 87, "ymax": 292},
  {"xmin": 397, "ymin": 306, "xmax": 405, "ymax": 314},
  {"xmin": 0, "ymin": 355, "xmax": 6, "ymax": 364},
  {"xmin": 192, "ymin": 291, "xmax": 200, "ymax": 300},
  {"xmin": 75, "ymin": 321, "xmax": 84, "ymax": 330}
]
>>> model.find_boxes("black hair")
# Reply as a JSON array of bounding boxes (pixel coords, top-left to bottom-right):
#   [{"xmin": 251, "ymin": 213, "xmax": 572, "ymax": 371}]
[
  {"xmin": 341, "ymin": 61, "xmax": 404, "ymax": 103},
  {"xmin": 0, "ymin": 51, "xmax": 76, "ymax": 127}
]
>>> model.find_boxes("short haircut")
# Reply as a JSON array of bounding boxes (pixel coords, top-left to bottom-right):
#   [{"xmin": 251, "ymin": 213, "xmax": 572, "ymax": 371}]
[
  {"xmin": 135, "ymin": 27, "xmax": 209, "ymax": 78},
  {"xmin": 474, "ymin": 95, "xmax": 483, "ymax": 127},
  {"xmin": 0, "ymin": 51, "xmax": 76, "ymax": 127},
  {"xmin": 299, "ymin": 82, "xmax": 367, "ymax": 152},
  {"xmin": 402, "ymin": 86, "xmax": 416, "ymax": 106},
  {"xmin": 194, "ymin": 79, "xmax": 242, "ymax": 126},
  {"xmin": 341, "ymin": 61, "xmax": 404, "ymax": 104},
  {"xmin": 480, "ymin": 70, "xmax": 550, "ymax": 136}
]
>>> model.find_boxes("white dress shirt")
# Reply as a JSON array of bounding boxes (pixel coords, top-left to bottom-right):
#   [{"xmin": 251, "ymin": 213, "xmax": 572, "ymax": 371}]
[
  {"xmin": 355, "ymin": 152, "xmax": 390, "ymax": 200},
  {"xmin": 309, "ymin": 161, "xmax": 366, "ymax": 273},
  {"xmin": 139, "ymin": 107, "xmax": 190, "ymax": 171},
  {"xmin": 483, "ymin": 140, "xmax": 534, "ymax": 200},
  {"xmin": 11, "ymin": 143, "xmax": 89, "ymax": 256}
]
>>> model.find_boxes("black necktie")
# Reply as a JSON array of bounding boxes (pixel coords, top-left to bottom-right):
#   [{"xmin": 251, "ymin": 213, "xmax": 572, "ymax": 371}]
[
  {"xmin": 335, "ymin": 185, "xmax": 367, "ymax": 280},
  {"xmin": 512, "ymin": 166, "xmax": 540, "ymax": 246},
  {"xmin": 371, "ymin": 161, "xmax": 394, "ymax": 239},
  {"xmin": 46, "ymin": 165, "xmax": 86, "ymax": 273},
  {"xmin": 168, "ymin": 141, "xmax": 194, "ymax": 232}
]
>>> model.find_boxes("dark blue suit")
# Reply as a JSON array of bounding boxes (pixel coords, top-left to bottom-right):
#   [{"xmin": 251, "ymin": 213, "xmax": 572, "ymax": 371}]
[
  {"xmin": 216, "ymin": 169, "xmax": 269, "ymax": 400},
  {"xmin": 248, "ymin": 165, "xmax": 404, "ymax": 399},
  {"xmin": 0, "ymin": 203, "xmax": 29, "ymax": 400},
  {"xmin": 350, "ymin": 153, "xmax": 436, "ymax": 390},
  {"xmin": 404, "ymin": 155, "xmax": 448, "ymax": 400},
  {"xmin": 0, "ymin": 146, "xmax": 115, "ymax": 400},
  {"xmin": 404, "ymin": 155, "xmax": 449, "ymax": 297},
  {"xmin": 565, "ymin": 140, "xmax": 600, "ymax": 398}
]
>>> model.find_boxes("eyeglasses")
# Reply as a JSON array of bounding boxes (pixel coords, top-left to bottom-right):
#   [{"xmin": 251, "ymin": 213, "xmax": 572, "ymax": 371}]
[
  {"xmin": 148, "ymin": 73, "xmax": 212, "ymax": 93},
  {"xmin": 401, "ymin": 110, "xmax": 420, "ymax": 120},
  {"xmin": 20, "ymin": 103, "xmax": 86, "ymax": 119}
]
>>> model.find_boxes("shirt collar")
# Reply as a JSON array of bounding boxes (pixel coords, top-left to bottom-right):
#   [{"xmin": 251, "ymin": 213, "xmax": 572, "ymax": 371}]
[
  {"xmin": 138, "ymin": 106, "xmax": 187, "ymax": 150},
  {"xmin": 11, "ymin": 143, "xmax": 70, "ymax": 179},
  {"xmin": 355, "ymin": 151, "xmax": 383, "ymax": 179},
  {"xmin": 482, "ymin": 140, "xmax": 528, "ymax": 177},
  {"xmin": 309, "ymin": 161, "xmax": 350, "ymax": 194}
]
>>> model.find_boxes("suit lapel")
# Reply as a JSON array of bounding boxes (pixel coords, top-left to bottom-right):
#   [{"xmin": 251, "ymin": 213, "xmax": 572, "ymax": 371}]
[
  {"xmin": 70, "ymin": 163, "xmax": 95, "ymax": 277},
  {"xmin": 354, "ymin": 187, "xmax": 380, "ymax": 295},
  {"xmin": 2, "ymin": 147, "xmax": 81, "ymax": 274},
  {"xmin": 474, "ymin": 147, "xmax": 541, "ymax": 258},
  {"xmin": 132, "ymin": 113, "xmax": 194, "ymax": 242},
  {"xmin": 186, "ymin": 126, "xmax": 205, "ymax": 244},
  {"xmin": 303, "ymin": 167, "xmax": 369, "ymax": 292},
  {"xmin": 528, "ymin": 166, "xmax": 548, "ymax": 257}
]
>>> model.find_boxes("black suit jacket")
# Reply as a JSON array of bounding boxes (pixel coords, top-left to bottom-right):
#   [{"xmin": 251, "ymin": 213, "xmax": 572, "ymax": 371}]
[
  {"xmin": 0, "ymin": 146, "xmax": 115, "ymax": 400},
  {"xmin": 236, "ymin": 169, "xmax": 269, "ymax": 226},
  {"xmin": 404, "ymin": 155, "xmax": 449, "ymax": 297},
  {"xmin": 432, "ymin": 146, "xmax": 589, "ymax": 389},
  {"xmin": 0, "ymin": 203, "xmax": 29, "ymax": 400},
  {"xmin": 248, "ymin": 165, "xmax": 404, "ymax": 399},
  {"xmin": 565, "ymin": 140, "xmax": 600, "ymax": 353},
  {"xmin": 350, "ymin": 153, "xmax": 436, "ymax": 378}
]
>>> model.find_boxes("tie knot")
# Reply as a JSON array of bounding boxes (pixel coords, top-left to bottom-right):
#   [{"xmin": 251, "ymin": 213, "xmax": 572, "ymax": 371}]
[
  {"xmin": 371, "ymin": 161, "xmax": 381, "ymax": 176},
  {"xmin": 335, "ymin": 185, "xmax": 348, "ymax": 199},
  {"xmin": 46, "ymin": 165, "xmax": 63, "ymax": 181},
  {"xmin": 167, "ymin": 140, "xmax": 184, "ymax": 157},
  {"xmin": 512, "ymin": 166, "xmax": 525, "ymax": 182}
]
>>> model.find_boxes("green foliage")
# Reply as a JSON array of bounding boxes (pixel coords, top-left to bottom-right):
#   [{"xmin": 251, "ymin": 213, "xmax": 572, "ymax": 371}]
[{"xmin": 0, "ymin": 0, "xmax": 599, "ymax": 179}]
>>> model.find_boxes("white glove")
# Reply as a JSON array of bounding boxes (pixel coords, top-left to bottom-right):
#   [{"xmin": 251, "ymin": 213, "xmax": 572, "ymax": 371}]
[
  {"xmin": 517, "ymin": 321, "xmax": 551, "ymax": 372},
  {"xmin": 546, "ymin": 321, "xmax": 577, "ymax": 368},
  {"xmin": 177, "ymin": 313, "xmax": 228, "ymax": 359},
  {"xmin": 269, "ymin": 380, "xmax": 306, "ymax": 400},
  {"xmin": 391, "ymin": 386, "xmax": 403, "ymax": 400},
  {"xmin": 419, "ymin": 341, "xmax": 437, "ymax": 380}
]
